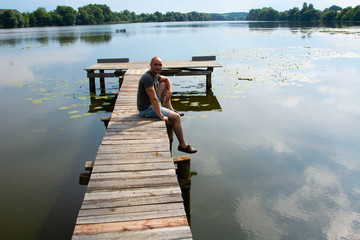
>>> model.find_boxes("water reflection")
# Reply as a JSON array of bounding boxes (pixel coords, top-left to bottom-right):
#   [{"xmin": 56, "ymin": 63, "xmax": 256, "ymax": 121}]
[
  {"xmin": 1, "ymin": 22, "xmax": 359, "ymax": 48},
  {"xmin": 1, "ymin": 22, "xmax": 360, "ymax": 240},
  {"xmin": 0, "ymin": 27, "xmax": 119, "ymax": 47},
  {"xmin": 88, "ymin": 93, "xmax": 117, "ymax": 113},
  {"xmin": 172, "ymin": 90, "xmax": 222, "ymax": 112}
]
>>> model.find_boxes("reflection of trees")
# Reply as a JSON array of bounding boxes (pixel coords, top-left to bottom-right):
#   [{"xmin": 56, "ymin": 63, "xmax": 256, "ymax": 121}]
[
  {"xmin": 88, "ymin": 93, "xmax": 117, "ymax": 113},
  {"xmin": 35, "ymin": 36, "xmax": 49, "ymax": 45},
  {"xmin": 0, "ymin": 30, "xmax": 113, "ymax": 47},
  {"xmin": 55, "ymin": 34, "xmax": 77, "ymax": 46},
  {"xmin": 80, "ymin": 34, "xmax": 112, "ymax": 44},
  {"xmin": 248, "ymin": 21, "xmax": 357, "ymax": 30},
  {"xmin": 0, "ymin": 39, "xmax": 22, "ymax": 47},
  {"xmin": 171, "ymin": 90, "xmax": 222, "ymax": 112}
]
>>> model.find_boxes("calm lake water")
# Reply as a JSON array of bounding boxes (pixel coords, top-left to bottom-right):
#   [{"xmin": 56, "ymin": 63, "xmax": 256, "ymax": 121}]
[{"xmin": 1, "ymin": 21, "xmax": 360, "ymax": 240}]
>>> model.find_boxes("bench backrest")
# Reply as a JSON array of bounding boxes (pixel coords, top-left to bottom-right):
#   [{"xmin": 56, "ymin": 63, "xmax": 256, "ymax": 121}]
[
  {"xmin": 97, "ymin": 58, "xmax": 130, "ymax": 63},
  {"xmin": 192, "ymin": 56, "xmax": 216, "ymax": 61}
]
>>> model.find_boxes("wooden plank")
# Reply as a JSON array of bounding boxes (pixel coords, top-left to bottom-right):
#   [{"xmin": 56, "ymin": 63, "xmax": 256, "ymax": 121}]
[
  {"xmin": 87, "ymin": 175, "xmax": 179, "ymax": 190},
  {"xmin": 73, "ymin": 225, "xmax": 191, "ymax": 239},
  {"xmin": 83, "ymin": 186, "xmax": 181, "ymax": 202},
  {"xmin": 73, "ymin": 216, "xmax": 189, "ymax": 235},
  {"xmin": 78, "ymin": 203, "xmax": 184, "ymax": 219},
  {"xmin": 94, "ymin": 151, "xmax": 171, "ymax": 160},
  {"xmin": 91, "ymin": 162, "xmax": 175, "ymax": 173},
  {"xmin": 93, "ymin": 157, "xmax": 171, "ymax": 165},
  {"xmin": 87, "ymin": 72, "xmax": 117, "ymax": 78},
  {"xmin": 173, "ymin": 156, "xmax": 191, "ymax": 163},
  {"xmin": 85, "ymin": 59, "xmax": 221, "ymax": 71},
  {"xmin": 76, "ymin": 208, "xmax": 187, "ymax": 224},
  {"xmin": 80, "ymin": 194, "xmax": 184, "ymax": 209},
  {"xmin": 97, "ymin": 145, "xmax": 169, "ymax": 154},
  {"xmin": 89, "ymin": 169, "xmax": 176, "ymax": 180},
  {"xmin": 74, "ymin": 223, "xmax": 191, "ymax": 239},
  {"xmin": 97, "ymin": 58, "xmax": 130, "ymax": 63}
]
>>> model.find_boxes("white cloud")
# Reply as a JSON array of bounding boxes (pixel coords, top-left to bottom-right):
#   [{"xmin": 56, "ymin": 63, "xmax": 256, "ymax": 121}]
[
  {"xmin": 0, "ymin": 46, "xmax": 87, "ymax": 89},
  {"xmin": 281, "ymin": 96, "xmax": 305, "ymax": 108}
]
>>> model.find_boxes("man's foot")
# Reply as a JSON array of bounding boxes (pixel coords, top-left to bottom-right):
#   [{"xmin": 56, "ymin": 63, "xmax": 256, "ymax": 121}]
[
  {"xmin": 174, "ymin": 110, "xmax": 184, "ymax": 117},
  {"xmin": 178, "ymin": 144, "xmax": 197, "ymax": 154}
]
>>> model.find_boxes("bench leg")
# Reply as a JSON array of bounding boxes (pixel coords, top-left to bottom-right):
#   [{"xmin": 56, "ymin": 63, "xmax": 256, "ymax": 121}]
[{"xmin": 88, "ymin": 70, "xmax": 96, "ymax": 94}]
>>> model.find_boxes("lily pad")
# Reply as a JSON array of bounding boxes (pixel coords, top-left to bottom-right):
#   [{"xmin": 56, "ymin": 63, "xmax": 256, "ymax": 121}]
[
  {"xmin": 58, "ymin": 106, "xmax": 72, "ymax": 110},
  {"xmin": 68, "ymin": 111, "xmax": 80, "ymax": 114},
  {"xmin": 70, "ymin": 114, "xmax": 82, "ymax": 119}
]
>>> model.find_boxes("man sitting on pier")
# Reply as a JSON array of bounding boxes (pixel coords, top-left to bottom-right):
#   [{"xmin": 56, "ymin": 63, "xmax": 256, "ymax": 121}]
[{"xmin": 137, "ymin": 56, "xmax": 197, "ymax": 154}]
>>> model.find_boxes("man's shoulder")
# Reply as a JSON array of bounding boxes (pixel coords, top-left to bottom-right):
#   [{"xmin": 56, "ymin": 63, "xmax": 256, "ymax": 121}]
[
  {"xmin": 140, "ymin": 70, "xmax": 153, "ymax": 80},
  {"xmin": 140, "ymin": 71, "xmax": 156, "ymax": 88}
]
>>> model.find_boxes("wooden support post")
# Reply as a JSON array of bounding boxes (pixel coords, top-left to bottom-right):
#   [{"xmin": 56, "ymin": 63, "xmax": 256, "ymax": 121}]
[
  {"xmin": 173, "ymin": 156, "xmax": 191, "ymax": 222},
  {"xmin": 206, "ymin": 67, "xmax": 213, "ymax": 90},
  {"xmin": 88, "ymin": 70, "xmax": 96, "ymax": 94},
  {"xmin": 173, "ymin": 156, "xmax": 191, "ymax": 179},
  {"xmin": 79, "ymin": 173, "xmax": 90, "ymax": 185},
  {"xmin": 101, "ymin": 116, "xmax": 111, "ymax": 128},
  {"xmin": 166, "ymin": 122, "xmax": 174, "ymax": 152},
  {"xmin": 85, "ymin": 161, "xmax": 94, "ymax": 172},
  {"xmin": 100, "ymin": 70, "xmax": 105, "ymax": 94},
  {"xmin": 79, "ymin": 161, "xmax": 93, "ymax": 185}
]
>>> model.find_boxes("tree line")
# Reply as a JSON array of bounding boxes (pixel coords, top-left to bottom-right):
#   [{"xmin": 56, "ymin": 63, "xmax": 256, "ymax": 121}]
[
  {"xmin": 1, "ymin": 3, "xmax": 360, "ymax": 28},
  {"xmin": 247, "ymin": 3, "xmax": 360, "ymax": 22},
  {"xmin": 0, "ymin": 5, "xmax": 215, "ymax": 28}
]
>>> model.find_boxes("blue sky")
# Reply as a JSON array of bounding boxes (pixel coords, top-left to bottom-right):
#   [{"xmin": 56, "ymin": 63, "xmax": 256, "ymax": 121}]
[{"xmin": 3, "ymin": 0, "xmax": 360, "ymax": 13}]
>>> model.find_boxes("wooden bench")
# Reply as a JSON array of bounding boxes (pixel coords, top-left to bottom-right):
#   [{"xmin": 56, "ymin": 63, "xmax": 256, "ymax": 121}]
[{"xmin": 88, "ymin": 58, "xmax": 130, "ymax": 93}]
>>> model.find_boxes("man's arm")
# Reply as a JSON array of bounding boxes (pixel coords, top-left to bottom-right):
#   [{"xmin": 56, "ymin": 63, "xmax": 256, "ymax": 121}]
[{"xmin": 145, "ymin": 87, "xmax": 167, "ymax": 121}]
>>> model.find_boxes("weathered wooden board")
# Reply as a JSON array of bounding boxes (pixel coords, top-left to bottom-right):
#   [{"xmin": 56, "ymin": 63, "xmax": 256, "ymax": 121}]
[
  {"xmin": 85, "ymin": 60, "xmax": 222, "ymax": 71},
  {"xmin": 73, "ymin": 216, "xmax": 190, "ymax": 235},
  {"xmin": 78, "ymin": 202, "xmax": 184, "ymax": 217},
  {"xmin": 83, "ymin": 186, "xmax": 182, "ymax": 202},
  {"xmin": 81, "ymin": 194, "xmax": 184, "ymax": 209},
  {"xmin": 73, "ymin": 226, "xmax": 192, "ymax": 240}
]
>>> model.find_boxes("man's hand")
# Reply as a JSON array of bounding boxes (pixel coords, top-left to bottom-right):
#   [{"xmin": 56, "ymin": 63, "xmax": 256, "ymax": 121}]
[{"xmin": 160, "ymin": 115, "xmax": 168, "ymax": 122}]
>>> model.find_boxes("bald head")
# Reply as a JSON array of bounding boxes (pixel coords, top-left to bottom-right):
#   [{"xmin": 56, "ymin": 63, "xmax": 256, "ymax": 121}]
[
  {"xmin": 151, "ymin": 56, "xmax": 162, "ymax": 64},
  {"xmin": 150, "ymin": 56, "xmax": 163, "ymax": 75}
]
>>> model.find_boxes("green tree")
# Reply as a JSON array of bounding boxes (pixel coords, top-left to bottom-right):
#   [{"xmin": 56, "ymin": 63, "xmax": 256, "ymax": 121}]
[
  {"xmin": 288, "ymin": 7, "xmax": 300, "ymax": 21},
  {"xmin": 0, "ymin": 10, "xmax": 26, "ymax": 28},
  {"xmin": 299, "ymin": 3, "xmax": 321, "ymax": 21},
  {"xmin": 32, "ymin": 7, "xmax": 51, "ymax": 26},
  {"xmin": 77, "ymin": 4, "xmax": 104, "ymax": 25},
  {"xmin": 257, "ymin": 8, "xmax": 279, "ymax": 21},
  {"xmin": 354, "ymin": 7, "xmax": 360, "ymax": 22},
  {"xmin": 328, "ymin": 5, "xmax": 342, "ymax": 11},
  {"xmin": 164, "ymin": 12, "xmax": 176, "ymax": 22},
  {"xmin": 321, "ymin": 10, "xmax": 337, "ymax": 22},
  {"xmin": 247, "ymin": 9, "xmax": 261, "ymax": 20},
  {"xmin": 22, "ymin": 12, "xmax": 30, "ymax": 27},
  {"xmin": 154, "ymin": 11, "xmax": 163, "ymax": 22},
  {"xmin": 53, "ymin": 6, "xmax": 77, "ymax": 25},
  {"xmin": 343, "ymin": 7, "xmax": 354, "ymax": 22},
  {"xmin": 147, "ymin": 14, "xmax": 158, "ymax": 22},
  {"xmin": 0, "ymin": 10, "xmax": 17, "ymax": 28}
]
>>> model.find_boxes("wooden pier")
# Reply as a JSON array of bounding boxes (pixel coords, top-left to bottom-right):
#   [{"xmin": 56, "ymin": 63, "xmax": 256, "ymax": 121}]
[{"xmin": 72, "ymin": 57, "xmax": 221, "ymax": 239}]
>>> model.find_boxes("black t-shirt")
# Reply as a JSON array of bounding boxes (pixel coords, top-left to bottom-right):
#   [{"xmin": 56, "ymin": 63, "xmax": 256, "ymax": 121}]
[{"xmin": 137, "ymin": 70, "xmax": 160, "ymax": 111}]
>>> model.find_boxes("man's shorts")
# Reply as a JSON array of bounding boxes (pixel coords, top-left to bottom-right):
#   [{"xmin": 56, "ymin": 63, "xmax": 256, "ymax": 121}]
[{"xmin": 139, "ymin": 105, "xmax": 171, "ymax": 118}]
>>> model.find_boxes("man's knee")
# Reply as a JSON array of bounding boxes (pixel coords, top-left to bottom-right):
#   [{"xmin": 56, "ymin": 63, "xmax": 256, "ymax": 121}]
[
  {"xmin": 159, "ymin": 81, "xmax": 166, "ymax": 89},
  {"xmin": 169, "ymin": 111, "xmax": 181, "ymax": 121}
]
